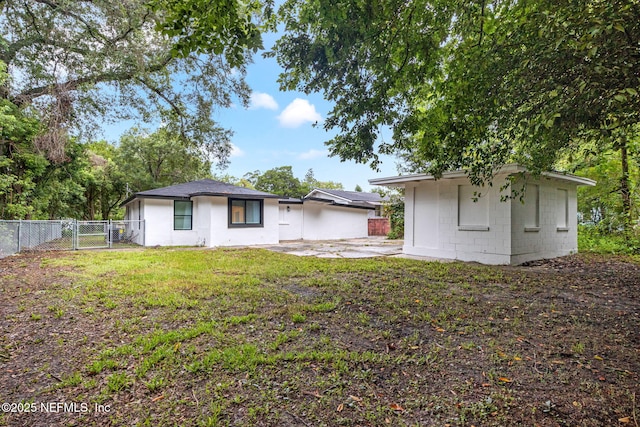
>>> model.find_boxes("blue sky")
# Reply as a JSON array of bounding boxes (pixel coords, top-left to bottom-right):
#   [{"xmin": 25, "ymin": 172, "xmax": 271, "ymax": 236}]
[
  {"xmin": 211, "ymin": 32, "xmax": 401, "ymax": 192},
  {"xmin": 100, "ymin": 31, "xmax": 401, "ymax": 191}
]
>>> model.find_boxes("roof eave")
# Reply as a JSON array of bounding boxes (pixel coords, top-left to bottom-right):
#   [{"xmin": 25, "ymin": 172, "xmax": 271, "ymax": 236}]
[
  {"xmin": 120, "ymin": 194, "xmax": 192, "ymax": 207},
  {"xmin": 370, "ymin": 165, "xmax": 596, "ymax": 187},
  {"xmin": 190, "ymin": 192, "xmax": 281, "ymax": 199},
  {"xmin": 539, "ymin": 172, "xmax": 596, "ymax": 186},
  {"xmin": 305, "ymin": 188, "xmax": 353, "ymax": 203},
  {"xmin": 304, "ymin": 197, "xmax": 375, "ymax": 210}
]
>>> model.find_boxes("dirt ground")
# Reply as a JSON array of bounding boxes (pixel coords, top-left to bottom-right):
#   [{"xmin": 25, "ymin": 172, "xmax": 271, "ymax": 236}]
[{"xmin": 0, "ymin": 249, "xmax": 639, "ymax": 426}]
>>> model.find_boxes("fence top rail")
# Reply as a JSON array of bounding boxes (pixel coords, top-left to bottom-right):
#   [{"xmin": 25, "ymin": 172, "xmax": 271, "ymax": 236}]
[
  {"xmin": 0, "ymin": 219, "xmax": 145, "ymax": 223},
  {"xmin": 0, "ymin": 219, "xmax": 73, "ymax": 223}
]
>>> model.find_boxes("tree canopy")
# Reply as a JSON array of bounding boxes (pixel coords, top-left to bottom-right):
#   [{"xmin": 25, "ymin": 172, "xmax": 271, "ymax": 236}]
[
  {"xmin": 242, "ymin": 166, "xmax": 344, "ymax": 198},
  {"xmin": 149, "ymin": 0, "xmax": 275, "ymax": 67},
  {"xmin": 0, "ymin": 0, "xmax": 254, "ymax": 164},
  {"xmin": 272, "ymin": 0, "xmax": 640, "ymax": 184},
  {"xmin": 117, "ymin": 127, "xmax": 213, "ymax": 192}
]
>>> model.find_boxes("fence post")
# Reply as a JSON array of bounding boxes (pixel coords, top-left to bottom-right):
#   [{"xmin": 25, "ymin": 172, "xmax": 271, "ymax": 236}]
[
  {"xmin": 17, "ymin": 220, "xmax": 22, "ymax": 253},
  {"xmin": 108, "ymin": 220, "xmax": 112, "ymax": 249},
  {"xmin": 73, "ymin": 220, "xmax": 77, "ymax": 250}
]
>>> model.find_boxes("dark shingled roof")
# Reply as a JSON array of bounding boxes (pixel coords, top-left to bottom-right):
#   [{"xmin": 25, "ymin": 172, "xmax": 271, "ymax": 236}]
[{"xmin": 123, "ymin": 179, "xmax": 279, "ymax": 204}]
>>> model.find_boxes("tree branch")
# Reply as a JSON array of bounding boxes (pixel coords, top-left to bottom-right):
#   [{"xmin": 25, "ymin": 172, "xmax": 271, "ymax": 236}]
[
  {"xmin": 33, "ymin": 0, "xmax": 111, "ymax": 45},
  {"xmin": 13, "ymin": 54, "xmax": 173, "ymax": 105},
  {"xmin": 134, "ymin": 75, "xmax": 187, "ymax": 133},
  {"xmin": 476, "ymin": 0, "xmax": 486, "ymax": 47}
]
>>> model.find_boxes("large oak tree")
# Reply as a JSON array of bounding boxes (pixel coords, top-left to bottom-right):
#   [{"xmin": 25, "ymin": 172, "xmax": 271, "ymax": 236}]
[{"xmin": 0, "ymin": 0, "xmax": 263, "ymax": 165}]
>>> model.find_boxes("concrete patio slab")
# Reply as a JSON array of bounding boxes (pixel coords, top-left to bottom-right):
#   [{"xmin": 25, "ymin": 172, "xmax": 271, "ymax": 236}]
[{"xmin": 257, "ymin": 236, "xmax": 404, "ymax": 258}]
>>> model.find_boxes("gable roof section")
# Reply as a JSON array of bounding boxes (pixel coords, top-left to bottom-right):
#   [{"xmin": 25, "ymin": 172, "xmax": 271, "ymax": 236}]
[
  {"xmin": 306, "ymin": 188, "xmax": 389, "ymax": 204},
  {"xmin": 304, "ymin": 197, "xmax": 375, "ymax": 210},
  {"xmin": 123, "ymin": 179, "xmax": 280, "ymax": 205},
  {"xmin": 369, "ymin": 164, "xmax": 596, "ymax": 187}
]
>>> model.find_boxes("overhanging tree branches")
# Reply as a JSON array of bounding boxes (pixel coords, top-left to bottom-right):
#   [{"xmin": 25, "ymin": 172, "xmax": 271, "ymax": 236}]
[
  {"xmin": 0, "ymin": 0, "xmax": 256, "ymax": 165},
  {"xmin": 272, "ymin": 0, "xmax": 640, "ymax": 184}
]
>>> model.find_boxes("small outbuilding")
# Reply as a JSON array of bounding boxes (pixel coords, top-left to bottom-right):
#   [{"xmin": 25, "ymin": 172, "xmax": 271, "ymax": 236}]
[
  {"xmin": 369, "ymin": 165, "xmax": 595, "ymax": 265},
  {"xmin": 122, "ymin": 180, "xmax": 281, "ymax": 247}
]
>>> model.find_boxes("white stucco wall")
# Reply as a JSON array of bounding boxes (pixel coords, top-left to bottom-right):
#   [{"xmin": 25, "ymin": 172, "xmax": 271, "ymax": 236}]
[
  {"xmin": 278, "ymin": 203, "xmax": 304, "ymax": 240},
  {"xmin": 207, "ymin": 198, "xmax": 279, "ymax": 246},
  {"xmin": 129, "ymin": 196, "xmax": 279, "ymax": 247},
  {"xmin": 403, "ymin": 174, "xmax": 580, "ymax": 265},
  {"xmin": 142, "ymin": 198, "xmax": 203, "ymax": 246},
  {"xmin": 192, "ymin": 196, "xmax": 212, "ymax": 247},
  {"xmin": 302, "ymin": 202, "xmax": 370, "ymax": 240},
  {"xmin": 510, "ymin": 178, "xmax": 578, "ymax": 264}
]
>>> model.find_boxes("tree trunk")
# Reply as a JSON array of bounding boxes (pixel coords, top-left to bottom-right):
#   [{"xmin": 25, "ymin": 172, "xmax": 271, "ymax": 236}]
[
  {"xmin": 619, "ymin": 136, "xmax": 632, "ymax": 229},
  {"xmin": 85, "ymin": 189, "xmax": 96, "ymax": 220}
]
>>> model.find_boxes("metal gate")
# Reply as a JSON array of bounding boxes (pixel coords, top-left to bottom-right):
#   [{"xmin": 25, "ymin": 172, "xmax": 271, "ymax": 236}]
[{"xmin": 76, "ymin": 221, "xmax": 110, "ymax": 249}]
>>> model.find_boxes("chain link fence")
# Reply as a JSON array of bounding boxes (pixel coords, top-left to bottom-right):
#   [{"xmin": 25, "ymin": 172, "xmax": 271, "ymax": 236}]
[{"xmin": 0, "ymin": 220, "xmax": 145, "ymax": 258}]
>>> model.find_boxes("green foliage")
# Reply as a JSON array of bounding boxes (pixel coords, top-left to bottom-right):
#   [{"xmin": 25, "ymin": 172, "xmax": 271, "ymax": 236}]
[
  {"xmin": 385, "ymin": 198, "xmax": 405, "ymax": 240},
  {"xmin": 1, "ymin": 119, "xmax": 215, "ymax": 219},
  {"xmin": 117, "ymin": 127, "xmax": 213, "ymax": 192},
  {"xmin": 302, "ymin": 168, "xmax": 343, "ymax": 192},
  {"xmin": 106, "ymin": 372, "xmax": 132, "ymax": 393},
  {"xmin": 81, "ymin": 141, "xmax": 128, "ymax": 220},
  {"xmin": 0, "ymin": 87, "xmax": 99, "ymax": 220},
  {"xmin": 578, "ymin": 225, "xmax": 640, "ymax": 255},
  {"xmin": 1, "ymin": 0, "xmax": 268, "ymax": 219},
  {"xmin": 212, "ymin": 173, "xmax": 255, "ymax": 189},
  {"xmin": 1, "ymin": 0, "xmax": 248, "ymax": 164},
  {"xmin": 272, "ymin": 0, "xmax": 640, "ymax": 184},
  {"xmin": 246, "ymin": 166, "xmax": 305, "ymax": 198},
  {"xmin": 1, "ymin": 126, "xmax": 127, "ymax": 219},
  {"xmin": 0, "ymin": 97, "xmax": 47, "ymax": 219},
  {"xmin": 149, "ymin": 0, "xmax": 275, "ymax": 68},
  {"xmin": 246, "ymin": 166, "xmax": 344, "ymax": 198},
  {"xmin": 574, "ymin": 143, "xmax": 639, "ymax": 232}
]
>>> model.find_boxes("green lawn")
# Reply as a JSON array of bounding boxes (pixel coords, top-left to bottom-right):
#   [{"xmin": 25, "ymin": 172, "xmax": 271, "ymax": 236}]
[{"xmin": 0, "ymin": 248, "xmax": 638, "ymax": 426}]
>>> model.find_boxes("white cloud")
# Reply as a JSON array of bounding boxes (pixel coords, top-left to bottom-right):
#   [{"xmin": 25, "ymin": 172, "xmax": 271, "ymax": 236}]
[
  {"xmin": 230, "ymin": 144, "xmax": 244, "ymax": 157},
  {"xmin": 249, "ymin": 92, "xmax": 279, "ymax": 110},
  {"xmin": 298, "ymin": 149, "xmax": 328, "ymax": 160},
  {"xmin": 277, "ymin": 98, "xmax": 323, "ymax": 128}
]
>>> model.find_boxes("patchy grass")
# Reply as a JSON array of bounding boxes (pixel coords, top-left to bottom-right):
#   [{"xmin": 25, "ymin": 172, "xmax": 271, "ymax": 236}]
[{"xmin": 0, "ymin": 248, "xmax": 638, "ymax": 426}]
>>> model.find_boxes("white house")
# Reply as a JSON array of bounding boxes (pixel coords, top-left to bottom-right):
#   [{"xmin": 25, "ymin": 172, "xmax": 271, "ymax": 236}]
[
  {"xmin": 304, "ymin": 189, "xmax": 389, "ymax": 218},
  {"xmin": 122, "ymin": 180, "xmax": 281, "ymax": 247},
  {"xmin": 369, "ymin": 165, "xmax": 596, "ymax": 265},
  {"xmin": 278, "ymin": 195, "xmax": 375, "ymax": 240}
]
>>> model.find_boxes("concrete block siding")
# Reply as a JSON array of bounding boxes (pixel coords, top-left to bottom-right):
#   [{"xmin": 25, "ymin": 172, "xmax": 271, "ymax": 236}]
[{"xmin": 397, "ymin": 171, "xmax": 587, "ymax": 265}]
